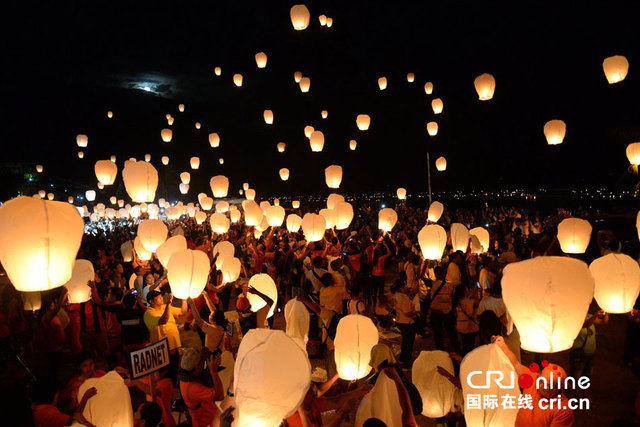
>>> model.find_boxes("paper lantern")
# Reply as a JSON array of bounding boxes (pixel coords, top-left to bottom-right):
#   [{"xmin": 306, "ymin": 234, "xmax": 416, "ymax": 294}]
[
  {"xmin": 255, "ymin": 52, "xmax": 267, "ymax": 68},
  {"xmin": 165, "ymin": 207, "xmax": 179, "ymax": 220},
  {"xmin": 324, "ymin": 165, "xmax": 343, "ymax": 188},
  {"xmin": 179, "ymin": 183, "xmax": 189, "ymax": 194},
  {"xmin": 138, "ymin": 219, "xmax": 168, "ymax": 253},
  {"xmin": 219, "ymin": 158, "xmax": 224, "ymax": 165},
  {"xmin": 77, "ymin": 151, "xmax": 84, "ymax": 159},
  {"xmin": 161, "ymin": 128, "xmax": 172, "ymax": 143},
  {"xmin": 212, "ymin": 240, "xmax": 235, "ymax": 270},
  {"xmin": 215, "ymin": 201, "xmax": 229, "ymax": 213},
  {"xmin": 155, "ymin": 235, "xmax": 186, "ymax": 269},
  {"xmin": 190, "ymin": 157, "xmax": 200, "ymax": 169},
  {"xmin": 432, "ymin": 98, "xmax": 443, "ymax": 114},
  {"xmin": 603, "ymin": 55, "xmax": 629, "ymax": 84},
  {"xmin": 334, "ymin": 202, "xmax": 353, "ymax": 230},
  {"xmin": 97, "ymin": 182, "xmax": 104, "ymax": 190},
  {"xmin": 326, "ymin": 193, "xmax": 345, "ymax": 210},
  {"xmin": 294, "ymin": 71, "xmax": 302, "ymax": 83},
  {"xmin": 418, "ymin": 224, "xmax": 447, "ymax": 260},
  {"xmin": 450, "ymin": 223, "xmax": 470, "ymax": 252},
  {"xmin": 286, "ymin": 214, "xmax": 303, "ymax": 232},
  {"xmin": 299, "ymin": 77, "xmax": 310, "ymax": 92},
  {"xmin": 243, "ymin": 183, "xmax": 250, "ymax": 191},
  {"xmin": 129, "ymin": 205, "xmax": 141, "ymax": 219},
  {"xmin": 424, "ymin": 82, "xmax": 433, "ymax": 94},
  {"xmin": 220, "ymin": 256, "xmax": 241, "ymax": 284},
  {"xmin": 118, "ymin": 199, "xmax": 124, "ymax": 207},
  {"xmin": 320, "ymin": 110, "xmax": 328, "ymax": 120},
  {"xmin": 214, "ymin": 66, "xmax": 221, "ymax": 76},
  {"xmin": 195, "ymin": 211, "xmax": 206, "ymax": 224},
  {"xmin": 109, "ymin": 196, "xmax": 117, "ymax": 205},
  {"xmin": 412, "ymin": 351, "xmax": 457, "ymax": 418},
  {"xmin": 304, "ymin": 125, "xmax": 314, "ymax": 138},
  {"xmin": 210, "ymin": 175, "xmax": 229, "ymax": 198},
  {"xmin": 285, "ymin": 298, "xmax": 310, "ymax": 342},
  {"xmin": 356, "ymin": 114, "xmax": 370, "ymax": 131},
  {"xmin": 292, "ymin": 200, "xmax": 300, "ymax": 209},
  {"xmin": 349, "ymin": 139, "xmax": 357, "ymax": 150},
  {"xmin": 0, "ymin": 197, "xmax": 83, "ymax": 292},
  {"xmin": 302, "ymin": 213, "xmax": 326, "ymax": 242},
  {"xmin": 122, "ymin": 160, "xmax": 158, "ymax": 202},
  {"xmin": 245, "ymin": 189, "xmax": 256, "ymax": 201},
  {"xmin": 469, "ymin": 227, "xmax": 490, "ymax": 253},
  {"xmin": 210, "ymin": 213, "xmax": 230, "ymax": 234},
  {"xmin": 162, "ymin": 156, "xmax": 169, "ymax": 165},
  {"xmin": 543, "ymin": 120, "xmax": 566, "ymax": 145},
  {"xmin": 319, "ymin": 208, "xmax": 337, "ymax": 229},
  {"xmin": 557, "ymin": 217, "xmax": 592, "ymax": 254},
  {"xmin": 309, "ymin": 130, "xmax": 325, "ymax": 152},
  {"xmin": 428, "ymin": 201, "xmax": 444, "ymax": 222},
  {"xmin": 277, "ymin": 142, "xmax": 286, "ymax": 152},
  {"xmin": 290, "ymin": 4, "xmax": 310, "ymax": 30},
  {"xmin": 279, "ymin": 168, "xmax": 290, "ymax": 181},
  {"xmin": 407, "ymin": 72, "xmax": 415, "ymax": 82},
  {"xmin": 180, "ymin": 172, "xmax": 191, "ymax": 185},
  {"xmin": 247, "ymin": 274, "xmax": 278, "ymax": 318},
  {"xmin": 68, "ymin": 196, "xmax": 74, "ymax": 204},
  {"xmin": 64, "ymin": 259, "xmax": 94, "ymax": 304},
  {"xmin": 334, "ymin": 314, "xmax": 378, "ymax": 380},
  {"xmin": 110, "ymin": 155, "xmax": 116, "ymax": 163},
  {"xmin": 427, "ymin": 121, "xmax": 438, "ymax": 136},
  {"xmin": 38, "ymin": 190, "xmax": 46, "ymax": 199},
  {"xmin": 355, "ymin": 372, "xmax": 402, "ymax": 426},
  {"xmin": 259, "ymin": 201, "xmax": 271, "ymax": 213},
  {"xmin": 474, "ymin": 73, "xmax": 496, "ymax": 100},
  {"xmin": 107, "ymin": 110, "xmax": 113, "ymax": 118},
  {"xmin": 378, "ymin": 77, "xmax": 387, "ymax": 90},
  {"xmin": 319, "ymin": 14, "xmax": 327, "ymax": 25},
  {"xmin": 460, "ymin": 344, "xmax": 520, "ymax": 427},
  {"xmin": 243, "ymin": 201, "xmax": 263, "ymax": 226},
  {"xmin": 590, "ymin": 253, "xmax": 640, "ymax": 313},
  {"xmin": 120, "ymin": 240, "xmax": 133, "ymax": 262},
  {"xmin": 263, "ymin": 110, "xmax": 274, "ymax": 124},
  {"xmin": 195, "ymin": 122, "xmax": 201, "ymax": 130},
  {"xmin": 397, "ymin": 188, "xmax": 407, "ymax": 200},
  {"xmin": 167, "ymin": 116, "xmax": 174, "ymax": 125},
  {"xmin": 167, "ymin": 249, "xmax": 210, "ymax": 299},
  {"xmin": 234, "ymin": 329, "xmax": 310, "ymax": 426},
  {"xmin": 378, "ymin": 208, "xmax": 398, "ymax": 232},
  {"xmin": 78, "ymin": 371, "xmax": 133, "ymax": 427},
  {"xmin": 36, "ymin": 164, "xmax": 43, "ymax": 173},
  {"xmin": 178, "ymin": 103, "xmax": 185, "ymax": 112},
  {"xmin": 435, "ymin": 156, "xmax": 447, "ymax": 171},
  {"xmin": 133, "ymin": 236, "xmax": 152, "ymax": 261},
  {"xmin": 626, "ymin": 143, "xmax": 640, "ymax": 165},
  {"xmin": 143, "ymin": 154, "xmax": 151, "ymax": 163},
  {"xmin": 85, "ymin": 190, "xmax": 96, "ymax": 202},
  {"xmin": 265, "ymin": 206, "xmax": 285, "ymax": 227},
  {"xmin": 233, "ymin": 74, "xmax": 243, "ymax": 87},
  {"xmin": 76, "ymin": 134, "xmax": 88, "ymax": 147},
  {"xmin": 209, "ymin": 133, "xmax": 220, "ymax": 148},
  {"xmin": 326, "ymin": 17, "xmax": 333, "ymax": 27},
  {"xmin": 23, "ymin": 292, "xmax": 41, "ymax": 311},
  {"xmin": 503, "ymin": 256, "xmax": 594, "ymax": 352}
]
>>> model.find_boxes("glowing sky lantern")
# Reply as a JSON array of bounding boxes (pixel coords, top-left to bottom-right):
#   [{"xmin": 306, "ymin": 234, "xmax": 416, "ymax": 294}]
[
  {"xmin": 326, "ymin": 17, "xmax": 333, "ymax": 27},
  {"xmin": 424, "ymin": 82, "xmax": 433, "ymax": 94},
  {"xmin": 243, "ymin": 182, "xmax": 250, "ymax": 191},
  {"xmin": 144, "ymin": 154, "xmax": 151, "ymax": 162},
  {"xmin": 38, "ymin": 190, "xmax": 46, "ymax": 199},
  {"xmin": 94, "ymin": 160, "xmax": 117, "ymax": 186},
  {"xmin": 543, "ymin": 120, "xmax": 566, "ymax": 145},
  {"xmin": 266, "ymin": 205, "xmax": 286, "ymax": 227},
  {"xmin": 277, "ymin": 142, "xmax": 286, "ymax": 152},
  {"xmin": 286, "ymin": 214, "xmax": 303, "ymax": 232},
  {"xmin": 450, "ymin": 223, "xmax": 470, "ymax": 252},
  {"xmin": 469, "ymin": 227, "xmax": 490, "ymax": 253},
  {"xmin": 76, "ymin": 134, "xmax": 88, "ymax": 147},
  {"xmin": 210, "ymin": 175, "xmax": 229, "ymax": 198},
  {"xmin": 356, "ymin": 114, "xmax": 371, "ymax": 130},
  {"xmin": 109, "ymin": 196, "xmax": 117, "ymax": 205},
  {"xmin": 557, "ymin": 217, "xmax": 592, "ymax": 254},
  {"xmin": 67, "ymin": 196, "xmax": 74, "ymax": 204},
  {"xmin": 234, "ymin": 329, "xmax": 311, "ymax": 426},
  {"xmin": 214, "ymin": 66, "xmax": 221, "ymax": 76},
  {"xmin": 36, "ymin": 164, "xmax": 43, "ymax": 173},
  {"xmin": 245, "ymin": 189, "xmax": 256, "ymax": 201},
  {"xmin": 378, "ymin": 208, "xmax": 398, "ymax": 232},
  {"xmin": 428, "ymin": 201, "xmax": 444, "ymax": 222},
  {"xmin": 302, "ymin": 213, "xmax": 326, "ymax": 242},
  {"xmin": 590, "ymin": 253, "xmax": 640, "ymax": 313},
  {"xmin": 299, "ymin": 77, "xmax": 310, "ymax": 92},
  {"xmin": 133, "ymin": 235, "xmax": 152, "ymax": 260},
  {"xmin": 335, "ymin": 202, "xmax": 354, "ymax": 230},
  {"xmin": 334, "ymin": 315, "xmax": 378, "ymax": 380},
  {"xmin": 97, "ymin": 182, "xmax": 104, "ymax": 189},
  {"xmin": 220, "ymin": 256, "xmax": 242, "ymax": 283},
  {"xmin": 435, "ymin": 156, "xmax": 447, "ymax": 171},
  {"xmin": 178, "ymin": 103, "xmax": 185, "ymax": 112},
  {"xmin": 248, "ymin": 274, "xmax": 278, "ymax": 318},
  {"xmin": 107, "ymin": 110, "xmax": 113, "ymax": 118},
  {"xmin": 213, "ymin": 241, "xmax": 234, "ymax": 269},
  {"xmin": 290, "ymin": 4, "xmax": 310, "ymax": 30},
  {"xmin": 123, "ymin": 160, "xmax": 158, "ymax": 202},
  {"xmin": 64, "ymin": 259, "xmax": 94, "ymax": 304},
  {"xmin": 319, "ymin": 14, "xmax": 327, "ymax": 25},
  {"xmin": 117, "ymin": 199, "xmax": 124, "ymax": 207},
  {"xmin": 474, "ymin": 73, "xmax": 496, "ymax": 100},
  {"xmin": 279, "ymin": 168, "xmax": 290, "ymax": 181},
  {"xmin": 190, "ymin": 157, "xmax": 200, "ymax": 169},
  {"xmin": 324, "ymin": 165, "xmax": 343, "ymax": 188},
  {"xmin": 161, "ymin": 128, "xmax": 172, "ymax": 142},
  {"xmin": 195, "ymin": 211, "xmax": 206, "ymax": 224},
  {"xmin": 210, "ymin": 213, "xmax": 231, "ymax": 234},
  {"xmin": 432, "ymin": 98, "xmax": 443, "ymax": 114},
  {"xmin": 349, "ymin": 139, "xmax": 357, "ymax": 150},
  {"xmin": 167, "ymin": 249, "xmax": 210, "ymax": 299},
  {"xmin": 209, "ymin": 132, "xmax": 220, "ymax": 148},
  {"xmin": 85, "ymin": 190, "xmax": 96, "ymax": 202},
  {"xmin": 233, "ymin": 73, "xmax": 243, "ymax": 87},
  {"xmin": 77, "ymin": 151, "xmax": 84, "ymax": 159},
  {"xmin": 0, "ymin": 197, "xmax": 84, "ymax": 292},
  {"xmin": 412, "ymin": 351, "xmax": 457, "ymax": 418},
  {"xmin": 215, "ymin": 201, "xmax": 229, "ymax": 213},
  {"xmin": 243, "ymin": 200, "xmax": 263, "ymax": 226},
  {"xmin": 110, "ymin": 155, "xmax": 116, "ymax": 163},
  {"xmin": 626, "ymin": 143, "xmax": 640, "ymax": 166},
  {"xmin": 407, "ymin": 72, "xmax": 415, "ymax": 82},
  {"xmin": 259, "ymin": 201, "xmax": 271, "ymax": 213},
  {"xmin": 263, "ymin": 110, "xmax": 274, "ymax": 124},
  {"xmin": 602, "ymin": 55, "xmax": 629, "ymax": 84},
  {"xmin": 326, "ymin": 193, "xmax": 345, "ymax": 210},
  {"xmin": 309, "ymin": 130, "xmax": 325, "ymax": 152},
  {"xmin": 219, "ymin": 158, "xmax": 224, "ymax": 164},
  {"xmin": 396, "ymin": 188, "xmax": 407, "ymax": 200},
  {"xmin": 503, "ymin": 256, "xmax": 594, "ymax": 352},
  {"xmin": 418, "ymin": 224, "xmax": 447, "ymax": 260},
  {"xmin": 161, "ymin": 156, "xmax": 169, "ymax": 165},
  {"xmin": 378, "ymin": 77, "xmax": 387, "ymax": 90},
  {"xmin": 427, "ymin": 121, "xmax": 438, "ymax": 136},
  {"xmin": 304, "ymin": 125, "xmax": 314, "ymax": 138},
  {"xmin": 321, "ymin": 110, "xmax": 328, "ymax": 119},
  {"xmin": 138, "ymin": 219, "xmax": 168, "ymax": 252},
  {"xmin": 180, "ymin": 172, "xmax": 191, "ymax": 185},
  {"xmin": 179, "ymin": 183, "xmax": 189, "ymax": 194},
  {"xmin": 292, "ymin": 200, "xmax": 300, "ymax": 209},
  {"xmin": 255, "ymin": 52, "xmax": 267, "ymax": 68},
  {"xmin": 167, "ymin": 116, "xmax": 174, "ymax": 125}
]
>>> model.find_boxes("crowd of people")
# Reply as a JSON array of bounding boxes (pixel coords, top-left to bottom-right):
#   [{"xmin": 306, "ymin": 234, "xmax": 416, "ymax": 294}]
[{"xmin": 0, "ymin": 201, "xmax": 639, "ymax": 426}]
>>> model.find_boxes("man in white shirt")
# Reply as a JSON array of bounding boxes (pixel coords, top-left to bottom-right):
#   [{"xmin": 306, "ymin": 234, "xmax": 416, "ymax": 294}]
[{"xmin": 306, "ymin": 256, "xmax": 328, "ymax": 294}]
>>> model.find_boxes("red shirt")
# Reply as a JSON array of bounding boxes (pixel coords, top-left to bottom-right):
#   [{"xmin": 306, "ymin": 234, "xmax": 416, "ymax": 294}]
[
  {"xmin": 180, "ymin": 380, "xmax": 218, "ymax": 427},
  {"xmin": 142, "ymin": 376, "xmax": 176, "ymax": 427},
  {"xmin": 285, "ymin": 397, "xmax": 327, "ymax": 427},
  {"xmin": 32, "ymin": 404, "xmax": 70, "ymax": 427}
]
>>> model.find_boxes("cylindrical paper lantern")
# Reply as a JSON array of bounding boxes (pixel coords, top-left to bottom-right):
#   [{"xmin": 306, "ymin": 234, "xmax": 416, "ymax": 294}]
[
  {"xmin": 544, "ymin": 120, "xmax": 566, "ymax": 145},
  {"xmin": 590, "ymin": 253, "xmax": 640, "ymax": 313},
  {"xmin": 319, "ymin": 14, "xmax": 327, "ymax": 25},
  {"xmin": 133, "ymin": 236, "xmax": 152, "ymax": 261},
  {"xmin": 286, "ymin": 214, "xmax": 303, "ymax": 232},
  {"xmin": 76, "ymin": 134, "xmax": 88, "ymax": 147},
  {"xmin": 120, "ymin": 240, "xmax": 133, "ymax": 262},
  {"xmin": 195, "ymin": 211, "xmax": 206, "ymax": 224},
  {"xmin": 290, "ymin": 4, "xmax": 310, "ymax": 30},
  {"xmin": 138, "ymin": 219, "xmax": 168, "ymax": 252},
  {"xmin": 302, "ymin": 213, "xmax": 326, "ymax": 242},
  {"xmin": 450, "ymin": 223, "xmax": 470, "ymax": 252},
  {"xmin": 432, "ymin": 98, "xmax": 443, "ymax": 114},
  {"xmin": 428, "ymin": 201, "xmax": 444, "ymax": 222},
  {"xmin": 215, "ymin": 201, "xmax": 229, "ymax": 213},
  {"xmin": 36, "ymin": 164, "xmax": 43, "ymax": 173},
  {"xmin": 378, "ymin": 208, "xmax": 398, "ymax": 232},
  {"xmin": 424, "ymin": 82, "xmax": 433, "ymax": 94},
  {"xmin": 407, "ymin": 72, "xmax": 415, "ymax": 82},
  {"xmin": 304, "ymin": 125, "xmax": 314, "ymax": 138},
  {"xmin": 335, "ymin": 202, "xmax": 353, "ymax": 230},
  {"xmin": 167, "ymin": 249, "xmax": 210, "ymax": 299},
  {"xmin": 190, "ymin": 157, "xmax": 200, "ymax": 169},
  {"xmin": 378, "ymin": 77, "xmax": 387, "ymax": 90},
  {"xmin": 326, "ymin": 17, "xmax": 333, "ymax": 27},
  {"xmin": 245, "ymin": 189, "xmax": 256, "ymax": 201},
  {"xmin": 279, "ymin": 168, "xmax": 290, "ymax": 181},
  {"xmin": 78, "ymin": 371, "xmax": 133, "ymax": 427},
  {"xmin": 214, "ymin": 67, "xmax": 221, "ymax": 76},
  {"xmin": 299, "ymin": 77, "xmax": 310, "ymax": 92},
  {"xmin": 557, "ymin": 218, "xmax": 592, "ymax": 254},
  {"xmin": 180, "ymin": 172, "xmax": 191, "ymax": 185},
  {"xmin": 356, "ymin": 114, "xmax": 370, "ymax": 130},
  {"xmin": 161, "ymin": 128, "xmax": 172, "ymax": 142},
  {"xmin": 212, "ymin": 240, "xmax": 235, "ymax": 270},
  {"xmin": 85, "ymin": 190, "xmax": 96, "ymax": 202},
  {"xmin": 412, "ymin": 351, "xmax": 457, "ymax": 418},
  {"xmin": 248, "ymin": 274, "xmax": 278, "ymax": 318},
  {"xmin": 178, "ymin": 103, "xmax": 185, "ymax": 112},
  {"xmin": 427, "ymin": 121, "xmax": 438, "ymax": 136},
  {"xmin": 321, "ymin": 110, "xmax": 328, "ymax": 119},
  {"xmin": 294, "ymin": 71, "xmax": 302, "ymax": 83},
  {"xmin": 219, "ymin": 158, "xmax": 224, "ymax": 165},
  {"xmin": 334, "ymin": 314, "xmax": 378, "ymax": 380},
  {"xmin": 435, "ymin": 157, "xmax": 447, "ymax": 171},
  {"xmin": 156, "ymin": 235, "xmax": 187, "ymax": 268},
  {"xmin": 292, "ymin": 200, "xmax": 300, "ymax": 209},
  {"xmin": 64, "ymin": 259, "xmax": 94, "ymax": 304},
  {"xmin": 210, "ymin": 213, "xmax": 230, "ymax": 234},
  {"xmin": 603, "ymin": 55, "xmax": 629, "ymax": 84},
  {"xmin": 233, "ymin": 74, "xmax": 243, "ymax": 87},
  {"xmin": 469, "ymin": 227, "xmax": 490, "ymax": 253},
  {"xmin": 265, "ymin": 206, "xmax": 285, "ymax": 227},
  {"xmin": 255, "ymin": 52, "xmax": 267, "ymax": 68},
  {"xmin": 210, "ymin": 175, "xmax": 229, "ymax": 198},
  {"xmin": 324, "ymin": 165, "xmax": 343, "ymax": 188},
  {"xmin": 179, "ymin": 183, "xmax": 189, "ymax": 194},
  {"xmin": 263, "ymin": 110, "xmax": 274, "ymax": 124},
  {"xmin": 209, "ymin": 133, "xmax": 220, "ymax": 148},
  {"xmin": 319, "ymin": 208, "xmax": 337, "ymax": 229},
  {"xmin": 277, "ymin": 142, "xmax": 286, "ymax": 152},
  {"xmin": 326, "ymin": 193, "xmax": 345, "ymax": 210},
  {"xmin": 474, "ymin": 73, "xmax": 496, "ymax": 100},
  {"xmin": 162, "ymin": 156, "xmax": 169, "ymax": 165},
  {"xmin": 285, "ymin": 297, "xmax": 310, "ymax": 343},
  {"xmin": 220, "ymin": 257, "xmax": 241, "ymax": 284},
  {"xmin": 243, "ymin": 201, "xmax": 263, "ymax": 226},
  {"xmin": 77, "ymin": 151, "xmax": 84, "ymax": 159},
  {"xmin": 309, "ymin": 130, "xmax": 325, "ymax": 152},
  {"xmin": 397, "ymin": 188, "xmax": 407, "ymax": 200},
  {"xmin": 122, "ymin": 160, "xmax": 158, "ymax": 202},
  {"xmin": 349, "ymin": 140, "xmax": 357, "ymax": 150},
  {"xmin": 418, "ymin": 224, "xmax": 447, "ymax": 260},
  {"xmin": 626, "ymin": 143, "xmax": 640, "ymax": 166}
]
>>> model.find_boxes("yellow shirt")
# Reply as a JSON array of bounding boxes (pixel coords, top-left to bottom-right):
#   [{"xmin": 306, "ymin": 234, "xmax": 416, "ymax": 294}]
[
  {"xmin": 320, "ymin": 286, "xmax": 344, "ymax": 314},
  {"xmin": 144, "ymin": 304, "xmax": 182, "ymax": 351},
  {"xmin": 393, "ymin": 293, "xmax": 415, "ymax": 324}
]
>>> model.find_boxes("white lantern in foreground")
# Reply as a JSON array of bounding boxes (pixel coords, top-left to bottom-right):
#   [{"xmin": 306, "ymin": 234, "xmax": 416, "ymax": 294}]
[
  {"xmin": 290, "ymin": 4, "xmax": 310, "ymax": 30},
  {"xmin": 319, "ymin": 208, "xmax": 337, "ymax": 229},
  {"xmin": 450, "ymin": 223, "xmax": 470, "ymax": 252},
  {"xmin": 122, "ymin": 160, "xmax": 158, "ymax": 202},
  {"xmin": 137, "ymin": 219, "xmax": 168, "ymax": 252},
  {"xmin": 502, "ymin": 256, "xmax": 594, "ymax": 352},
  {"xmin": 220, "ymin": 256, "xmax": 242, "ymax": 284},
  {"xmin": 418, "ymin": 224, "xmax": 447, "ymax": 260},
  {"xmin": 557, "ymin": 217, "xmax": 592, "ymax": 254},
  {"xmin": 64, "ymin": 259, "xmax": 94, "ymax": 304},
  {"xmin": 265, "ymin": 206, "xmax": 285, "ymax": 227},
  {"xmin": 302, "ymin": 213, "xmax": 326, "ymax": 242},
  {"xmin": 78, "ymin": 371, "xmax": 133, "ymax": 427},
  {"xmin": 602, "ymin": 55, "xmax": 629, "ymax": 84},
  {"xmin": 248, "ymin": 274, "xmax": 278, "ymax": 318},
  {"xmin": 334, "ymin": 314, "xmax": 378, "ymax": 380},
  {"xmin": 397, "ymin": 188, "xmax": 407, "ymax": 200},
  {"xmin": 167, "ymin": 249, "xmax": 210, "ymax": 299},
  {"xmin": 0, "ymin": 197, "xmax": 83, "ymax": 292},
  {"xmin": 134, "ymin": 236, "xmax": 152, "ymax": 261},
  {"xmin": 335, "ymin": 202, "xmax": 354, "ymax": 230},
  {"xmin": 378, "ymin": 208, "xmax": 398, "ymax": 232},
  {"xmin": 85, "ymin": 190, "xmax": 96, "ymax": 202},
  {"xmin": 210, "ymin": 175, "xmax": 229, "ymax": 198},
  {"xmin": 326, "ymin": 193, "xmax": 345, "ymax": 210},
  {"xmin": 626, "ymin": 143, "xmax": 640, "ymax": 166},
  {"xmin": 474, "ymin": 73, "xmax": 496, "ymax": 100},
  {"xmin": 469, "ymin": 227, "xmax": 490, "ymax": 253},
  {"xmin": 428, "ymin": 201, "xmax": 444, "ymax": 222},
  {"xmin": 213, "ymin": 241, "xmax": 235, "ymax": 269},
  {"xmin": 210, "ymin": 213, "xmax": 230, "ymax": 234},
  {"xmin": 590, "ymin": 253, "xmax": 640, "ymax": 313},
  {"xmin": 356, "ymin": 114, "xmax": 370, "ymax": 130},
  {"xmin": 324, "ymin": 165, "xmax": 343, "ymax": 188},
  {"xmin": 156, "ymin": 235, "xmax": 187, "ymax": 268},
  {"xmin": 544, "ymin": 120, "xmax": 566, "ymax": 145},
  {"xmin": 234, "ymin": 329, "xmax": 311, "ymax": 426},
  {"xmin": 412, "ymin": 351, "xmax": 457, "ymax": 418},
  {"xmin": 286, "ymin": 214, "xmax": 303, "ymax": 233}
]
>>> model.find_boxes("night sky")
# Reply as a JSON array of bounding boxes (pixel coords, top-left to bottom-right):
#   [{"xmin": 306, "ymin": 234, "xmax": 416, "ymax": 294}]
[{"xmin": 2, "ymin": 1, "xmax": 640, "ymax": 201}]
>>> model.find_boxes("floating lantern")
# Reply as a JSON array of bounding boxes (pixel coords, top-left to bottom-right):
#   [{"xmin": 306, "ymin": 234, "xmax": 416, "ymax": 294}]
[
  {"xmin": 167, "ymin": 249, "xmax": 210, "ymax": 299},
  {"xmin": 67, "ymin": 196, "xmax": 74, "ymax": 204},
  {"xmin": 264, "ymin": 110, "xmax": 274, "ymax": 124},
  {"xmin": 299, "ymin": 77, "xmax": 310, "ymax": 92},
  {"xmin": 302, "ymin": 213, "xmax": 326, "ymax": 242},
  {"xmin": 626, "ymin": 143, "xmax": 640, "ymax": 165},
  {"xmin": 378, "ymin": 208, "xmax": 398, "ymax": 232},
  {"xmin": 335, "ymin": 202, "xmax": 354, "ymax": 230},
  {"xmin": 450, "ymin": 223, "xmax": 470, "ymax": 252},
  {"xmin": 97, "ymin": 182, "xmax": 104, "ymax": 190},
  {"xmin": 557, "ymin": 218, "xmax": 592, "ymax": 254},
  {"xmin": 77, "ymin": 151, "xmax": 84, "ymax": 159},
  {"xmin": 243, "ymin": 201, "xmax": 263, "ymax": 226},
  {"xmin": 233, "ymin": 74, "xmax": 243, "ymax": 87},
  {"xmin": 209, "ymin": 133, "xmax": 220, "ymax": 148},
  {"xmin": 179, "ymin": 183, "xmax": 189, "ymax": 194},
  {"xmin": 195, "ymin": 122, "xmax": 201, "ymax": 130},
  {"xmin": 210, "ymin": 213, "xmax": 231, "ymax": 234},
  {"xmin": 266, "ymin": 206, "xmax": 286, "ymax": 227},
  {"xmin": 76, "ymin": 134, "xmax": 88, "ymax": 148},
  {"xmin": 503, "ymin": 256, "xmax": 594, "ymax": 352},
  {"xmin": 230, "ymin": 208, "xmax": 242, "ymax": 224},
  {"xmin": 397, "ymin": 188, "xmax": 407, "ymax": 200},
  {"xmin": 412, "ymin": 351, "xmax": 457, "ymax": 418},
  {"xmin": 23, "ymin": 292, "xmax": 41, "ymax": 311},
  {"xmin": 214, "ymin": 66, "xmax": 221, "ymax": 76},
  {"xmin": 469, "ymin": 227, "xmax": 490, "ymax": 253},
  {"xmin": 286, "ymin": 214, "xmax": 303, "ymax": 232},
  {"xmin": 107, "ymin": 111, "xmax": 113, "ymax": 118},
  {"xmin": 255, "ymin": 52, "xmax": 267, "ymax": 68},
  {"xmin": 109, "ymin": 196, "xmax": 117, "ymax": 205},
  {"xmin": 407, "ymin": 73, "xmax": 415, "ymax": 82},
  {"xmin": 590, "ymin": 253, "xmax": 640, "ymax": 313},
  {"xmin": 190, "ymin": 157, "xmax": 200, "ymax": 169},
  {"xmin": 290, "ymin": 4, "xmax": 310, "ymax": 30},
  {"xmin": 243, "ymin": 183, "xmax": 250, "ymax": 191},
  {"xmin": 603, "ymin": 55, "xmax": 629, "ymax": 84},
  {"xmin": 138, "ymin": 219, "xmax": 168, "ymax": 252},
  {"xmin": 248, "ymin": 274, "xmax": 278, "ymax": 318},
  {"xmin": 319, "ymin": 208, "xmax": 337, "ymax": 229},
  {"xmin": 118, "ymin": 199, "xmax": 124, "ymax": 207},
  {"xmin": 349, "ymin": 140, "xmax": 357, "ymax": 150},
  {"xmin": 85, "ymin": 190, "xmax": 96, "ymax": 202},
  {"xmin": 259, "ymin": 201, "xmax": 271, "ymax": 213},
  {"xmin": 356, "ymin": 114, "xmax": 370, "ymax": 131},
  {"xmin": 0, "ymin": 197, "xmax": 84, "ymax": 292},
  {"xmin": 428, "ymin": 201, "xmax": 444, "ymax": 222},
  {"xmin": 133, "ymin": 236, "xmax": 152, "ymax": 261},
  {"xmin": 38, "ymin": 190, "xmax": 46, "ymax": 199},
  {"xmin": 245, "ymin": 189, "xmax": 256, "ymax": 201},
  {"xmin": 326, "ymin": 17, "xmax": 333, "ymax": 27},
  {"xmin": 215, "ymin": 201, "xmax": 229, "ymax": 213},
  {"xmin": 418, "ymin": 224, "xmax": 447, "ymax": 260},
  {"xmin": 95, "ymin": 160, "xmax": 118, "ymax": 185},
  {"xmin": 180, "ymin": 172, "xmax": 191, "ymax": 185},
  {"xmin": 543, "ymin": 120, "xmax": 566, "ymax": 145},
  {"xmin": 213, "ymin": 241, "xmax": 235, "ymax": 269},
  {"xmin": 167, "ymin": 116, "xmax": 174, "ymax": 125},
  {"xmin": 435, "ymin": 156, "xmax": 447, "ymax": 171},
  {"xmin": 36, "ymin": 164, "xmax": 43, "ymax": 173},
  {"xmin": 309, "ymin": 130, "xmax": 325, "ymax": 152},
  {"xmin": 123, "ymin": 160, "xmax": 158, "ymax": 202},
  {"xmin": 47, "ymin": 193, "xmax": 54, "ymax": 200},
  {"xmin": 304, "ymin": 125, "xmax": 314, "ymax": 138},
  {"xmin": 319, "ymin": 14, "xmax": 327, "ymax": 25},
  {"xmin": 210, "ymin": 175, "xmax": 229, "ymax": 198},
  {"xmin": 432, "ymin": 98, "xmax": 443, "ymax": 114},
  {"xmin": 64, "ymin": 259, "xmax": 94, "ymax": 304},
  {"xmin": 179, "ymin": 104, "xmax": 185, "ymax": 112},
  {"xmin": 334, "ymin": 315, "xmax": 378, "ymax": 380},
  {"xmin": 110, "ymin": 155, "xmax": 116, "ymax": 163},
  {"xmin": 378, "ymin": 77, "xmax": 387, "ymax": 90},
  {"xmin": 195, "ymin": 211, "xmax": 206, "ymax": 224},
  {"xmin": 424, "ymin": 82, "xmax": 433, "ymax": 94},
  {"xmin": 161, "ymin": 156, "xmax": 169, "ymax": 165},
  {"xmin": 220, "ymin": 257, "xmax": 241, "ymax": 283},
  {"xmin": 324, "ymin": 165, "xmax": 343, "ymax": 188},
  {"xmin": 321, "ymin": 110, "xmax": 328, "ymax": 119},
  {"xmin": 219, "ymin": 158, "xmax": 224, "ymax": 165},
  {"xmin": 294, "ymin": 71, "xmax": 303, "ymax": 83},
  {"xmin": 279, "ymin": 168, "xmax": 290, "ymax": 181},
  {"xmin": 427, "ymin": 121, "xmax": 438, "ymax": 136},
  {"xmin": 292, "ymin": 200, "xmax": 300, "ymax": 209},
  {"xmin": 326, "ymin": 193, "xmax": 345, "ymax": 210},
  {"xmin": 285, "ymin": 298, "xmax": 310, "ymax": 342},
  {"xmin": 277, "ymin": 142, "xmax": 286, "ymax": 152},
  {"xmin": 161, "ymin": 128, "xmax": 173, "ymax": 142},
  {"xmin": 144, "ymin": 154, "xmax": 151, "ymax": 162},
  {"xmin": 474, "ymin": 73, "xmax": 496, "ymax": 100}
]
